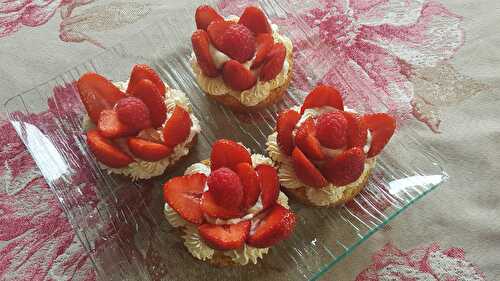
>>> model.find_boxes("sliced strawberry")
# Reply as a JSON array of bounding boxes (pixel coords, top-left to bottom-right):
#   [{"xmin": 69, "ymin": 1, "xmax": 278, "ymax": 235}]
[
  {"xmin": 362, "ymin": 113, "xmax": 396, "ymax": 157},
  {"xmin": 207, "ymin": 167, "xmax": 244, "ymax": 209},
  {"xmin": 315, "ymin": 111, "xmax": 348, "ymax": 149},
  {"xmin": 77, "ymin": 72, "xmax": 125, "ymax": 123},
  {"xmin": 86, "ymin": 129, "xmax": 133, "ymax": 168},
  {"xmin": 255, "ymin": 164, "xmax": 279, "ymax": 209},
  {"xmin": 162, "ymin": 105, "xmax": 192, "ymax": 147},
  {"xmin": 127, "ymin": 137, "xmax": 172, "ymax": 161},
  {"xmin": 210, "ymin": 139, "xmax": 252, "ymax": 171},
  {"xmin": 163, "ymin": 173, "xmax": 206, "ymax": 224},
  {"xmin": 130, "ymin": 79, "xmax": 167, "ymax": 128},
  {"xmin": 97, "ymin": 109, "xmax": 135, "ymax": 138},
  {"xmin": 192, "ymin": 30, "xmax": 219, "ymax": 77},
  {"xmin": 235, "ymin": 162, "xmax": 260, "ymax": 209},
  {"xmin": 115, "ymin": 97, "xmax": 151, "ymax": 131},
  {"xmin": 201, "ymin": 191, "xmax": 245, "ymax": 219},
  {"xmin": 247, "ymin": 204, "xmax": 296, "ymax": 248},
  {"xmin": 220, "ymin": 24, "xmax": 256, "ymax": 63},
  {"xmin": 295, "ymin": 118, "xmax": 325, "ymax": 160},
  {"xmin": 207, "ymin": 20, "xmax": 234, "ymax": 51},
  {"xmin": 198, "ymin": 221, "xmax": 250, "ymax": 250},
  {"xmin": 195, "ymin": 5, "xmax": 224, "ymax": 30},
  {"xmin": 291, "ymin": 147, "xmax": 327, "ymax": 188},
  {"xmin": 321, "ymin": 147, "xmax": 366, "ymax": 186},
  {"xmin": 251, "ymin": 33, "xmax": 274, "ymax": 69},
  {"xmin": 260, "ymin": 43, "xmax": 286, "ymax": 82},
  {"xmin": 342, "ymin": 111, "xmax": 367, "ymax": 148},
  {"xmin": 222, "ymin": 60, "xmax": 257, "ymax": 91},
  {"xmin": 301, "ymin": 85, "xmax": 344, "ymax": 114},
  {"xmin": 238, "ymin": 6, "xmax": 272, "ymax": 34},
  {"xmin": 276, "ymin": 109, "xmax": 300, "ymax": 155},
  {"xmin": 126, "ymin": 64, "xmax": 166, "ymax": 96}
]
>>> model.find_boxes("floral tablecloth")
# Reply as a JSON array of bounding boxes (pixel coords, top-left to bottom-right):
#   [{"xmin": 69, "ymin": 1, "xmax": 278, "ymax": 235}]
[{"xmin": 0, "ymin": 0, "xmax": 499, "ymax": 280}]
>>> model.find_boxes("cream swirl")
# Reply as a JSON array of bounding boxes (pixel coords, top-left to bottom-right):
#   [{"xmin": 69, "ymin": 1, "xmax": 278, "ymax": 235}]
[
  {"xmin": 224, "ymin": 244, "xmax": 269, "ymax": 265},
  {"xmin": 182, "ymin": 225, "xmax": 215, "ymax": 261}
]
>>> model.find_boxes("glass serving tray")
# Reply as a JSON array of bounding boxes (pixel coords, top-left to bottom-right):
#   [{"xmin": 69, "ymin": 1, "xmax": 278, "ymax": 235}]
[{"xmin": 4, "ymin": 0, "xmax": 448, "ymax": 280}]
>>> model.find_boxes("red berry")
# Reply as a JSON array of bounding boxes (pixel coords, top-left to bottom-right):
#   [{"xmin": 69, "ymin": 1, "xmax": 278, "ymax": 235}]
[
  {"xmin": 126, "ymin": 64, "xmax": 166, "ymax": 96},
  {"xmin": 251, "ymin": 33, "xmax": 274, "ymax": 69},
  {"xmin": 260, "ymin": 43, "xmax": 286, "ymax": 82},
  {"xmin": 276, "ymin": 109, "xmax": 301, "ymax": 155},
  {"xmin": 247, "ymin": 204, "xmax": 296, "ymax": 248},
  {"xmin": 321, "ymin": 147, "xmax": 366, "ymax": 186},
  {"xmin": 201, "ymin": 191, "xmax": 245, "ymax": 219},
  {"xmin": 220, "ymin": 24, "xmax": 256, "ymax": 63},
  {"xmin": 342, "ymin": 111, "xmax": 367, "ymax": 148},
  {"xmin": 198, "ymin": 221, "xmax": 250, "ymax": 250},
  {"xmin": 77, "ymin": 72, "xmax": 125, "ymax": 123},
  {"xmin": 295, "ymin": 118, "xmax": 325, "ymax": 160},
  {"xmin": 129, "ymin": 79, "xmax": 167, "ymax": 128},
  {"xmin": 207, "ymin": 167, "xmax": 244, "ymax": 209},
  {"xmin": 301, "ymin": 85, "xmax": 344, "ymax": 114},
  {"xmin": 97, "ymin": 109, "xmax": 135, "ymax": 139},
  {"xmin": 222, "ymin": 60, "xmax": 257, "ymax": 91},
  {"xmin": 255, "ymin": 165, "xmax": 279, "ymax": 209},
  {"xmin": 291, "ymin": 147, "xmax": 327, "ymax": 188},
  {"xmin": 315, "ymin": 111, "xmax": 348, "ymax": 149},
  {"xmin": 115, "ymin": 97, "xmax": 151, "ymax": 131},
  {"xmin": 362, "ymin": 113, "xmax": 396, "ymax": 157},
  {"xmin": 163, "ymin": 173, "xmax": 207, "ymax": 224},
  {"xmin": 127, "ymin": 137, "xmax": 172, "ymax": 161},
  {"xmin": 207, "ymin": 20, "xmax": 234, "ymax": 52},
  {"xmin": 162, "ymin": 105, "xmax": 192, "ymax": 147},
  {"xmin": 192, "ymin": 30, "xmax": 219, "ymax": 77},
  {"xmin": 210, "ymin": 139, "xmax": 252, "ymax": 171},
  {"xmin": 86, "ymin": 130, "xmax": 133, "ymax": 168},
  {"xmin": 195, "ymin": 5, "xmax": 224, "ymax": 30},
  {"xmin": 235, "ymin": 162, "xmax": 260, "ymax": 209},
  {"xmin": 238, "ymin": 6, "xmax": 272, "ymax": 34}
]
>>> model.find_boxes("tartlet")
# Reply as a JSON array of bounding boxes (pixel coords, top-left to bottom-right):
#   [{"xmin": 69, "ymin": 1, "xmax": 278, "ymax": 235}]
[
  {"xmin": 78, "ymin": 64, "xmax": 200, "ymax": 180},
  {"xmin": 163, "ymin": 139, "xmax": 296, "ymax": 266},
  {"xmin": 266, "ymin": 85, "xmax": 396, "ymax": 207},
  {"xmin": 191, "ymin": 5, "xmax": 293, "ymax": 112}
]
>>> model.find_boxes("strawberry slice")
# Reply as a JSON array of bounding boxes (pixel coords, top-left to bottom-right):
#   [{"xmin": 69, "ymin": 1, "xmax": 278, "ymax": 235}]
[
  {"xmin": 315, "ymin": 111, "xmax": 348, "ymax": 149},
  {"xmin": 163, "ymin": 173, "xmax": 206, "ymax": 224},
  {"xmin": 301, "ymin": 85, "xmax": 344, "ymax": 114},
  {"xmin": 195, "ymin": 5, "xmax": 224, "ymax": 30},
  {"xmin": 362, "ymin": 113, "xmax": 396, "ymax": 157},
  {"xmin": 210, "ymin": 139, "xmax": 252, "ymax": 171},
  {"xmin": 222, "ymin": 60, "xmax": 257, "ymax": 91},
  {"xmin": 276, "ymin": 109, "xmax": 301, "ymax": 155},
  {"xmin": 77, "ymin": 72, "xmax": 125, "ymax": 123},
  {"xmin": 130, "ymin": 79, "xmax": 167, "ymax": 129},
  {"xmin": 235, "ymin": 162, "xmax": 260, "ymax": 209},
  {"xmin": 162, "ymin": 105, "xmax": 192, "ymax": 147},
  {"xmin": 247, "ymin": 204, "xmax": 296, "ymax": 248},
  {"xmin": 207, "ymin": 20, "xmax": 234, "ymax": 51},
  {"xmin": 251, "ymin": 33, "xmax": 274, "ymax": 69},
  {"xmin": 291, "ymin": 147, "xmax": 327, "ymax": 188},
  {"xmin": 255, "ymin": 164, "xmax": 279, "ymax": 209},
  {"xmin": 201, "ymin": 191, "xmax": 245, "ymax": 219},
  {"xmin": 260, "ymin": 43, "xmax": 286, "ymax": 82},
  {"xmin": 295, "ymin": 118, "xmax": 325, "ymax": 160},
  {"xmin": 97, "ymin": 109, "xmax": 135, "ymax": 138},
  {"xmin": 126, "ymin": 64, "xmax": 166, "ymax": 97},
  {"xmin": 321, "ymin": 147, "xmax": 366, "ymax": 186},
  {"xmin": 192, "ymin": 30, "xmax": 219, "ymax": 77},
  {"xmin": 342, "ymin": 111, "xmax": 367, "ymax": 148},
  {"xmin": 207, "ymin": 167, "xmax": 244, "ymax": 209},
  {"xmin": 220, "ymin": 24, "xmax": 256, "ymax": 63},
  {"xmin": 127, "ymin": 137, "xmax": 172, "ymax": 161},
  {"xmin": 86, "ymin": 129, "xmax": 133, "ymax": 168},
  {"xmin": 238, "ymin": 6, "xmax": 272, "ymax": 34},
  {"xmin": 198, "ymin": 221, "xmax": 250, "ymax": 250}
]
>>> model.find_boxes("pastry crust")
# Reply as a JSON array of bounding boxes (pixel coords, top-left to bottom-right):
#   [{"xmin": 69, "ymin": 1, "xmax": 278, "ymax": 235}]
[
  {"xmin": 203, "ymin": 58, "xmax": 293, "ymax": 112},
  {"xmin": 284, "ymin": 162, "xmax": 375, "ymax": 208}
]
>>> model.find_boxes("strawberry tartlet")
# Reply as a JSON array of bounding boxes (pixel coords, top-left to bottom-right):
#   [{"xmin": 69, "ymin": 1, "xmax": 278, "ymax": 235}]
[
  {"xmin": 163, "ymin": 139, "xmax": 296, "ymax": 266},
  {"xmin": 266, "ymin": 85, "xmax": 396, "ymax": 207},
  {"xmin": 78, "ymin": 64, "xmax": 200, "ymax": 180},
  {"xmin": 191, "ymin": 5, "xmax": 293, "ymax": 112}
]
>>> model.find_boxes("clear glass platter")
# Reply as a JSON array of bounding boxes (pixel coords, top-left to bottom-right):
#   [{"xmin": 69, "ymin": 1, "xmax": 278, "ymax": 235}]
[{"xmin": 4, "ymin": 0, "xmax": 448, "ymax": 280}]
